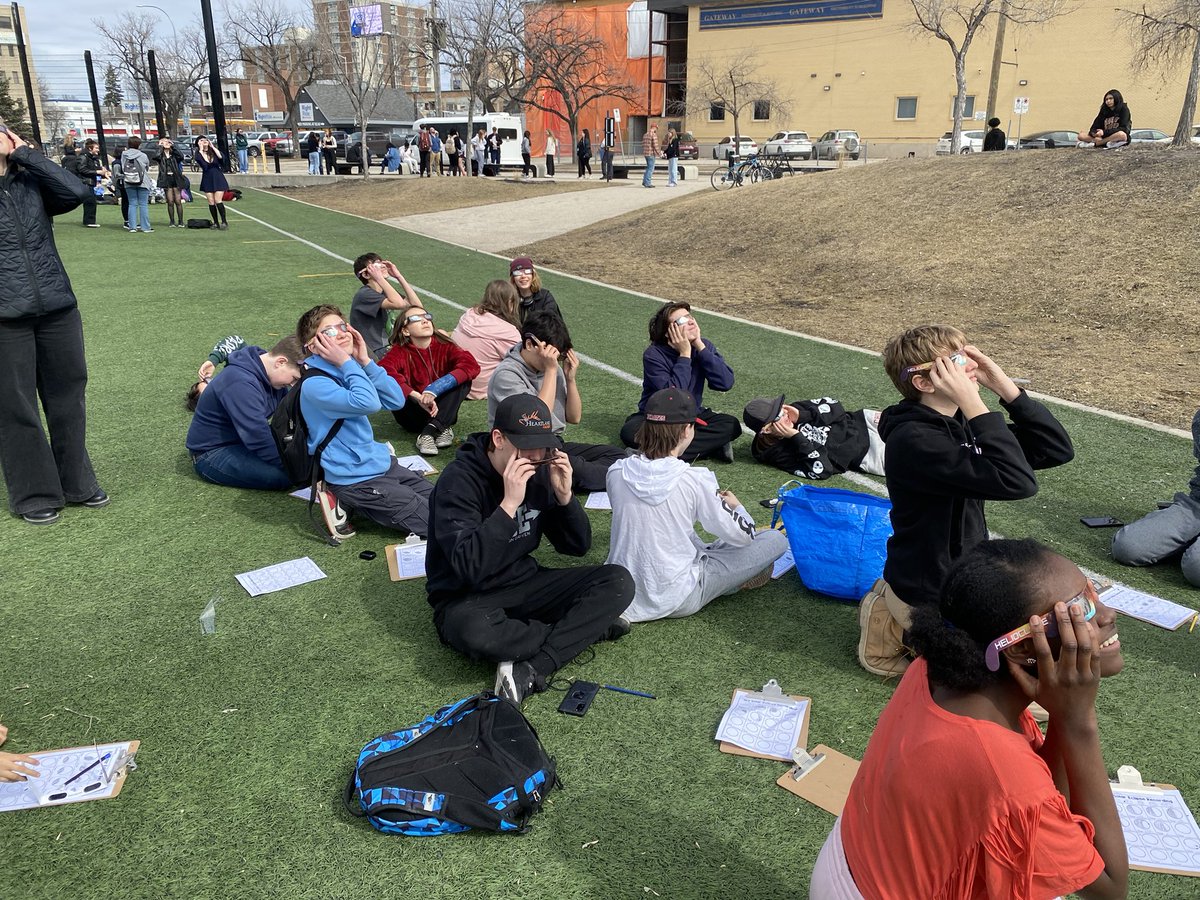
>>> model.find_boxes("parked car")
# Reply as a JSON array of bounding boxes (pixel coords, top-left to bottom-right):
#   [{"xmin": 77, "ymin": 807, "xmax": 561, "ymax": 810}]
[
  {"xmin": 935, "ymin": 130, "xmax": 985, "ymax": 155},
  {"xmin": 1129, "ymin": 128, "xmax": 1171, "ymax": 145},
  {"xmin": 763, "ymin": 130, "xmax": 813, "ymax": 159},
  {"xmin": 262, "ymin": 133, "xmax": 293, "ymax": 155},
  {"xmin": 1193, "ymin": 124, "xmax": 1200, "ymax": 145},
  {"xmin": 1017, "ymin": 130, "xmax": 1079, "ymax": 150},
  {"xmin": 711, "ymin": 135, "xmax": 758, "ymax": 160},
  {"xmin": 813, "ymin": 130, "xmax": 861, "ymax": 160},
  {"xmin": 677, "ymin": 131, "xmax": 699, "ymax": 160},
  {"xmin": 245, "ymin": 131, "xmax": 284, "ymax": 156},
  {"xmin": 344, "ymin": 131, "xmax": 392, "ymax": 161}
]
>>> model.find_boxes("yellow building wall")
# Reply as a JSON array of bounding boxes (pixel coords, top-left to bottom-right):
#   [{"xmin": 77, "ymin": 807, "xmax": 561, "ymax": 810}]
[{"xmin": 684, "ymin": 0, "xmax": 1190, "ymax": 150}]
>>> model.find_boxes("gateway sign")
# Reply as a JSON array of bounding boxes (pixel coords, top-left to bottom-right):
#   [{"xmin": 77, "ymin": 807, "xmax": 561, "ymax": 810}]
[{"xmin": 699, "ymin": 0, "xmax": 883, "ymax": 29}]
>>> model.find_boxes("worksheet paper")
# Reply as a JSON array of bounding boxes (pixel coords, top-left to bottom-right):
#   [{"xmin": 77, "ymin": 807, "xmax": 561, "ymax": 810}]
[
  {"xmin": 1101, "ymin": 584, "xmax": 1197, "ymax": 630},
  {"xmin": 235, "ymin": 557, "xmax": 326, "ymax": 597},
  {"xmin": 772, "ymin": 548, "xmax": 796, "ymax": 579},
  {"xmin": 584, "ymin": 492, "xmax": 612, "ymax": 510},
  {"xmin": 0, "ymin": 742, "xmax": 134, "ymax": 812},
  {"xmin": 394, "ymin": 540, "xmax": 427, "ymax": 579},
  {"xmin": 715, "ymin": 694, "xmax": 809, "ymax": 760},
  {"xmin": 1112, "ymin": 786, "xmax": 1200, "ymax": 875}
]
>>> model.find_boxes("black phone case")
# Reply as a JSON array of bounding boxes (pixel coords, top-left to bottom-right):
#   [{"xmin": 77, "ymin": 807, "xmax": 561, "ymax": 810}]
[
  {"xmin": 558, "ymin": 680, "xmax": 600, "ymax": 717},
  {"xmin": 1080, "ymin": 516, "xmax": 1123, "ymax": 528}
]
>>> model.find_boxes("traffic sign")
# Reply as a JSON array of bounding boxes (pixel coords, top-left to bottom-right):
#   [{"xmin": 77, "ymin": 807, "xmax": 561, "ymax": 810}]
[{"xmin": 1013, "ymin": 97, "xmax": 1030, "ymax": 115}]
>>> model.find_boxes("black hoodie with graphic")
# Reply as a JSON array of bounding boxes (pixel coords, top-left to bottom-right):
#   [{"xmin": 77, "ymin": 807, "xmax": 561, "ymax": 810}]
[
  {"xmin": 425, "ymin": 433, "xmax": 591, "ymax": 608},
  {"xmin": 1088, "ymin": 89, "xmax": 1132, "ymax": 139},
  {"xmin": 879, "ymin": 391, "xmax": 1074, "ymax": 607}
]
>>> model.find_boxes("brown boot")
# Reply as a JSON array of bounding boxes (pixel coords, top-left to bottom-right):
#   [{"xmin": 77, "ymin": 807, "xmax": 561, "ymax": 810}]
[{"xmin": 857, "ymin": 579, "xmax": 914, "ymax": 678}]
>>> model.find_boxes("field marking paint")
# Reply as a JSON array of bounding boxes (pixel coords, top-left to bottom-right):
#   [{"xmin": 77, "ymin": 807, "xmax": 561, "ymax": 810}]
[
  {"xmin": 236, "ymin": 194, "xmax": 1193, "ymax": 443},
  {"xmin": 298, "ymin": 273, "xmax": 351, "ymax": 278}
]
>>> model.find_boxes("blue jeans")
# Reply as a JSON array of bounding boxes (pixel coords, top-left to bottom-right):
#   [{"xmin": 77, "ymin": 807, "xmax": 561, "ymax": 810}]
[
  {"xmin": 667, "ymin": 157, "xmax": 678, "ymax": 185},
  {"xmin": 192, "ymin": 445, "xmax": 291, "ymax": 490},
  {"xmin": 308, "ymin": 151, "xmax": 321, "ymax": 174},
  {"xmin": 125, "ymin": 184, "xmax": 150, "ymax": 231},
  {"xmin": 237, "ymin": 149, "xmax": 248, "ymax": 172},
  {"xmin": 643, "ymin": 155, "xmax": 655, "ymax": 186}
]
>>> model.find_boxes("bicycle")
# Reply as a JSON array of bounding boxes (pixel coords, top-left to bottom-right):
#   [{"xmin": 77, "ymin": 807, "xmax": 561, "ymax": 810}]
[
  {"xmin": 761, "ymin": 150, "xmax": 795, "ymax": 178},
  {"xmin": 710, "ymin": 153, "xmax": 773, "ymax": 190}
]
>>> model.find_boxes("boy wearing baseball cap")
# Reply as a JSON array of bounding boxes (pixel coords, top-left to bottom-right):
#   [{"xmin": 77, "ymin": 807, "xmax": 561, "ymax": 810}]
[
  {"xmin": 425, "ymin": 393, "xmax": 634, "ymax": 703},
  {"xmin": 742, "ymin": 393, "xmax": 885, "ymax": 480},
  {"xmin": 606, "ymin": 388, "xmax": 788, "ymax": 622}
]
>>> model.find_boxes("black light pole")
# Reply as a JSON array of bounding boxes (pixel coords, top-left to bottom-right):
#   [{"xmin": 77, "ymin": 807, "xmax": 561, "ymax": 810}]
[
  {"xmin": 200, "ymin": 0, "xmax": 230, "ymax": 170},
  {"xmin": 84, "ymin": 51, "xmax": 108, "ymax": 160},
  {"xmin": 147, "ymin": 50, "xmax": 167, "ymax": 137},
  {"xmin": 10, "ymin": 3, "xmax": 41, "ymax": 146}
]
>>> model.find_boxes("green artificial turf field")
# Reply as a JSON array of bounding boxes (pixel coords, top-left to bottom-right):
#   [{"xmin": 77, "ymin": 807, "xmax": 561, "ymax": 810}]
[{"xmin": 1, "ymin": 191, "xmax": 1197, "ymax": 899}]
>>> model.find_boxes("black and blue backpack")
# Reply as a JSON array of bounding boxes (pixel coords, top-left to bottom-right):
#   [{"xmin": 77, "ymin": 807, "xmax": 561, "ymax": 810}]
[{"xmin": 344, "ymin": 692, "xmax": 560, "ymax": 836}]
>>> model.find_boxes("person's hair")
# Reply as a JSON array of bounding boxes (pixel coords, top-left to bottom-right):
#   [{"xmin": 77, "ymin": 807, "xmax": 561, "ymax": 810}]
[
  {"xmin": 268, "ymin": 335, "xmax": 306, "ymax": 365},
  {"xmin": 751, "ymin": 430, "xmax": 781, "ymax": 453},
  {"xmin": 522, "ymin": 310, "xmax": 572, "ymax": 353},
  {"xmin": 582, "ymin": 128, "xmax": 590, "ymax": 139},
  {"xmin": 127, "ymin": 136, "xmax": 141, "ymax": 149},
  {"xmin": 387, "ymin": 306, "xmax": 454, "ymax": 347},
  {"xmin": 476, "ymin": 279, "xmax": 520, "ymax": 325},
  {"xmin": 881, "ymin": 324, "xmax": 968, "ymax": 401},
  {"xmin": 85, "ymin": 138, "xmax": 97, "ymax": 149},
  {"xmin": 297, "ymin": 304, "xmax": 345, "ymax": 345},
  {"xmin": 635, "ymin": 420, "xmax": 690, "ymax": 460},
  {"xmin": 667, "ymin": 127, "xmax": 677, "ymax": 140},
  {"xmin": 987, "ymin": 117, "xmax": 1001, "ymax": 128},
  {"xmin": 648, "ymin": 301, "xmax": 693, "ymax": 344},
  {"xmin": 909, "ymin": 539, "xmax": 1059, "ymax": 692},
  {"xmin": 511, "ymin": 267, "xmax": 543, "ymax": 295},
  {"xmin": 185, "ymin": 381, "xmax": 205, "ymax": 412},
  {"xmin": 1102, "ymin": 88, "xmax": 1127, "ymax": 112},
  {"xmin": 523, "ymin": 130, "xmax": 530, "ymax": 138},
  {"xmin": 353, "ymin": 252, "xmax": 382, "ymax": 284}
]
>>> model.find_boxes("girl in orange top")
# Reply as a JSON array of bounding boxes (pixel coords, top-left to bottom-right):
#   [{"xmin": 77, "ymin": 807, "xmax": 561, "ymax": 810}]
[{"xmin": 814, "ymin": 538, "xmax": 1129, "ymax": 900}]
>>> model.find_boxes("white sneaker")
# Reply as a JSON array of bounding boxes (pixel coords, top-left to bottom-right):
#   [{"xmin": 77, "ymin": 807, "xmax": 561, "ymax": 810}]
[
  {"xmin": 434, "ymin": 427, "xmax": 455, "ymax": 448},
  {"xmin": 415, "ymin": 432, "xmax": 438, "ymax": 456}
]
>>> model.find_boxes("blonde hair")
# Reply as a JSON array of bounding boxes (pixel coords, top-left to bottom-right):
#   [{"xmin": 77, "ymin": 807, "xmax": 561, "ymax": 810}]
[
  {"xmin": 882, "ymin": 324, "xmax": 968, "ymax": 401},
  {"xmin": 511, "ymin": 269, "xmax": 542, "ymax": 296},
  {"xmin": 634, "ymin": 420, "xmax": 690, "ymax": 460}
]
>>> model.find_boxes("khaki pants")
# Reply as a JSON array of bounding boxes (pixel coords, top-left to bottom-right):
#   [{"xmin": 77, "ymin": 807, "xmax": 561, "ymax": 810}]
[{"xmin": 856, "ymin": 578, "xmax": 915, "ymax": 677}]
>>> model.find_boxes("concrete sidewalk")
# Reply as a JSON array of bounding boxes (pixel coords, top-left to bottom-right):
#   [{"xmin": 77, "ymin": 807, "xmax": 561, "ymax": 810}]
[{"xmin": 380, "ymin": 175, "xmax": 708, "ymax": 252}]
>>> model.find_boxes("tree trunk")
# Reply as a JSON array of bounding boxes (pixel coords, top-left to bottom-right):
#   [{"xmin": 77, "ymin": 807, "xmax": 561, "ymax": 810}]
[
  {"xmin": 360, "ymin": 111, "xmax": 369, "ymax": 179},
  {"xmin": 1173, "ymin": 29, "xmax": 1200, "ymax": 147},
  {"xmin": 951, "ymin": 53, "xmax": 968, "ymax": 153}
]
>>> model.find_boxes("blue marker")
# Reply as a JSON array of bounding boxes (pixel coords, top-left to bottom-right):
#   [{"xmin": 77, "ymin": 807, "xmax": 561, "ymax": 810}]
[
  {"xmin": 602, "ymin": 684, "xmax": 656, "ymax": 700},
  {"xmin": 63, "ymin": 752, "xmax": 111, "ymax": 787}
]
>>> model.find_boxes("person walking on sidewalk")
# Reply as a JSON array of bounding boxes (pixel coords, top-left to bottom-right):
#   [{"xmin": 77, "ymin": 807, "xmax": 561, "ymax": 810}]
[
  {"xmin": 417, "ymin": 124, "xmax": 432, "ymax": 177},
  {"xmin": 306, "ymin": 131, "xmax": 321, "ymax": 174},
  {"xmin": 544, "ymin": 130, "xmax": 557, "ymax": 177},
  {"xmin": 235, "ymin": 129, "xmax": 249, "ymax": 173},
  {"xmin": 642, "ymin": 123, "xmax": 660, "ymax": 188},
  {"xmin": 577, "ymin": 129, "xmax": 592, "ymax": 178},
  {"xmin": 664, "ymin": 127, "xmax": 680, "ymax": 186},
  {"xmin": 471, "ymin": 128, "xmax": 485, "ymax": 176},
  {"xmin": 322, "ymin": 129, "xmax": 337, "ymax": 175},
  {"xmin": 521, "ymin": 130, "xmax": 533, "ymax": 178}
]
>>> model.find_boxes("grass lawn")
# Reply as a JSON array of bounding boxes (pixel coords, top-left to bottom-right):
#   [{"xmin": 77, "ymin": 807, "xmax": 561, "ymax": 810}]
[{"xmin": 1, "ymin": 190, "xmax": 1197, "ymax": 900}]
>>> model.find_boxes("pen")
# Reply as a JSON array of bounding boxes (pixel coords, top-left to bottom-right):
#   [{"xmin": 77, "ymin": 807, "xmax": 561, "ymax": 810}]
[
  {"xmin": 603, "ymin": 684, "xmax": 656, "ymax": 700},
  {"xmin": 63, "ymin": 752, "xmax": 111, "ymax": 787},
  {"xmin": 1190, "ymin": 614, "xmax": 1197, "ymax": 634}
]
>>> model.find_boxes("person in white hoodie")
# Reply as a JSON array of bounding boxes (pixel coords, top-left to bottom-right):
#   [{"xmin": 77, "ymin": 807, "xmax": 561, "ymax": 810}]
[{"xmin": 606, "ymin": 388, "xmax": 789, "ymax": 622}]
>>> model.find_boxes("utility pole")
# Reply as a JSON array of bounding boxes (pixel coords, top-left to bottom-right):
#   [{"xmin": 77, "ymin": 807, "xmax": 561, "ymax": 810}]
[
  {"xmin": 84, "ymin": 51, "xmax": 108, "ymax": 160},
  {"xmin": 984, "ymin": 0, "xmax": 1010, "ymax": 129},
  {"xmin": 148, "ymin": 49, "xmax": 167, "ymax": 137},
  {"xmin": 430, "ymin": 0, "xmax": 441, "ymax": 115},
  {"xmin": 10, "ymin": 3, "xmax": 40, "ymax": 146},
  {"xmin": 200, "ymin": 0, "xmax": 230, "ymax": 170},
  {"xmin": 130, "ymin": 40, "xmax": 148, "ymax": 138}
]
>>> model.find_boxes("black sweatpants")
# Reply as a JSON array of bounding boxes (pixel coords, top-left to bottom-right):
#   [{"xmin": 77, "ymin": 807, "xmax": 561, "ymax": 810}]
[
  {"xmin": 620, "ymin": 409, "xmax": 742, "ymax": 462},
  {"xmin": 433, "ymin": 564, "xmax": 634, "ymax": 677},
  {"xmin": 564, "ymin": 441, "xmax": 626, "ymax": 493},
  {"xmin": 391, "ymin": 380, "xmax": 471, "ymax": 433}
]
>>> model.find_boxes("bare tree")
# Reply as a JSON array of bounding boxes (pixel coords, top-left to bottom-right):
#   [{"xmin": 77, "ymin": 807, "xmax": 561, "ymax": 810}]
[
  {"xmin": 93, "ymin": 11, "xmax": 212, "ymax": 138},
  {"xmin": 908, "ymin": 0, "xmax": 1068, "ymax": 152},
  {"xmin": 38, "ymin": 84, "xmax": 69, "ymax": 148},
  {"xmin": 1120, "ymin": 1, "xmax": 1200, "ymax": 146},
  {"xmin": 688, "ymin": 51, "xmax": 790, "ymax": 161},
  {"xmin": 325, "ymin": 32, "xmax": 404, "ymax": 179},
  {"xmin": 518, "ymin": 2, "xmax": 638, "ymax": 161},
  {"xmin": 222, "ymin": 0, "xmax": 328, "ymax": 157}
]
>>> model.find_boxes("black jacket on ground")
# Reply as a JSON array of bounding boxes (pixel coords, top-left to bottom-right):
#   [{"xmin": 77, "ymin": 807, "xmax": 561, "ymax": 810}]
[
  {"xmin": 517, "ymin": 288, "xmax": 562, "ymax": 325},
  {"xmin": 751, "ymin": 398, "xmax": 870, "ymax": 480},
  {"xmin": 0, "ymin": 146, "xmax": 90, "ymax": 320},
  {"xmin": 425, "ymin": 434, "xmax": 591, "ymax": 608},
  {"xmin": 880, "ymin": 391, "xmax": 1074, "ymax": 607}
]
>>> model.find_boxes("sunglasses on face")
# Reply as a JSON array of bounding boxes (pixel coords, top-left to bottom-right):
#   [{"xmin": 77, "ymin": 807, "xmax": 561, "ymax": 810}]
[
  {"xmin": 984, "ymin": 581, "xmax": 1099, "ymax": 672},
  {"xmin": 902, "ymin": 350, "xmax": 969, "ymax": 381},
  {"xmin": 671, "ymin": 314, "xmax": 694, "ymax": 327},
  {"xmin": 319, "ymin": 323, "xmax": 350, "ymax": 338},
  {"xmin": 512, "ymin": 268, "xmax": 533, "ymax": 277},
  {"xmin": 404, "ymin": 313, "xmax": 433, "ymax": 325}
]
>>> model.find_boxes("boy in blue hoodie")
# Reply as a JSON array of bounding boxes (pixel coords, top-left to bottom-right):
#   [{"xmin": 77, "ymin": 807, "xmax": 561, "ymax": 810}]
[
  {"xmin": 297, "ymin": 304, "xmax": 432, "ymax": 539},
  {"xmin": 185, "ymin": 336, "xmax": 305, "ymax": 489}
]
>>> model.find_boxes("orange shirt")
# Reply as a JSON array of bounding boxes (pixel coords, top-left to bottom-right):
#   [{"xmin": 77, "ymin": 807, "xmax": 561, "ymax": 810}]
[{"xmin": 841, "ymin": 658, "xmax": 1105, "ymax": 899}]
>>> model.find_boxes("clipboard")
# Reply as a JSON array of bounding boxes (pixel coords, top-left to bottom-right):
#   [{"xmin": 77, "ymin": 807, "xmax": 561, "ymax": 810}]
[
  {"xmin": 775, "ymin": 744, "xmax": 860, "ymax": 817},
  {"xmin": 385, "ymin": 534, "xmax": 427, "ymax": 581},
  {"xmin": 718, "ymin": 682, "xmax": 810, "ymax": 761},
  {"xmin": 1110, "ymin": 765, "xmax": 1200, "ymax": 877},
  {"xmin": 0, "ymin": 740, "xmax": 140, "ymax": 813}
]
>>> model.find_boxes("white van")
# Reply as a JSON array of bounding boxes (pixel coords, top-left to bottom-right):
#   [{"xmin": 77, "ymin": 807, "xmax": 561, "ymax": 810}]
[{"xmin": 413, "ymin": 113, "xmax": 524, "ymax": 169}]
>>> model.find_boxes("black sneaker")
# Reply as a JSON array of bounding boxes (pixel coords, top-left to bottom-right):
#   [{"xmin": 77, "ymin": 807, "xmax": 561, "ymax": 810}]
[
  {"xmin": 21, "ymin": 508, "xmax": 60, "ymax": 525},
  {"xmin": 76, "ymin": 489, "xmax": 110, "ymax": 508},
  {"xmin": 603, "ymin": 615, "xmax": 632, "ymax": 642},
  {"xmin": 494, "ymin": 661, "xmax": 546, "ymax": 704}
]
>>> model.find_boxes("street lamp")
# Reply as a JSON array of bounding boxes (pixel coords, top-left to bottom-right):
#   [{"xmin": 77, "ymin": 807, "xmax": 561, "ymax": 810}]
[{"xmin": 137, "ymin": 4, "xmax": 179, "ymax": 47}]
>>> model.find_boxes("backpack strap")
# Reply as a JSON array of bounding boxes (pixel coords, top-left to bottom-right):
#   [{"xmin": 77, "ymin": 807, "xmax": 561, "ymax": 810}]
[{"xmin": 298, "ymin": 368, "xmax": 346, "ymax": 545}]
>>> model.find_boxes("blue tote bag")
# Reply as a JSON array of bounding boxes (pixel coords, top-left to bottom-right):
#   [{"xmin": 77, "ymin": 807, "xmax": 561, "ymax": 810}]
[{"xmin": 773, "ymin": 482, "xmax": 893, "ymax": 601}]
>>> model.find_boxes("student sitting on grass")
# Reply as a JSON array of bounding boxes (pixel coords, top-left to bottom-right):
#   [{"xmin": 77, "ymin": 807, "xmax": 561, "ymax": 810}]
[
  {"xmin": 379, "ymin": 306, "xmax": 480, "ymax": 456},
  {"xmin": 509, "ymin": 257, "xmax": 562, "ymax": 325},
  {"xmin": 814, "ymin": 539, "xmax": 1128, "ymax": 900},
  {"xmin": 1077, "ymin": 89, "xmax": 1131, "ymax": 149},
  {"xmin": 298, "ymin": 305, "xmax": 433, "ymax": 540},
  {"xmin": 185, "ymin": 336, "xmax": 304, "ymax": 490},
  {"xmin": 1111, "ymin": 407, "xmax": 1200, "ymax": 585},
  {"xmin": 606, "ymin": 388, "xmax": 789, "ymax": 623},
  {"xmin": 451, "ymin": 280, "xmax": 523, "ymax": 400},
  {"xmin": 487, "ymin": 311, "xmax": 626, "ymax": 493},
  {"xmin": 743, "ymin": 394, "xmax": 885, "ymax": 480},
  {"xmin": 424, "ymin": 394, "xmax": 635, "ymax": 704},
  {"xmin": 620, "ymin": 302, "xmax": 742, "ymax": 463},
  {"xmin": 350, "ymin": 253, "xmax": 418, "ymax": 361},
  {"xmin": 859, "ymin": 326, "xmax": 1074, "ymax": 677}
]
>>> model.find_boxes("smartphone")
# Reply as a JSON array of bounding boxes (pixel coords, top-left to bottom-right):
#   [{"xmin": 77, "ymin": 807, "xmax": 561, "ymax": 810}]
[
  {"xmin": 557, "ymin": 680, "xmax": 599, "ymax": 717},
  {"xmin": 1081, "ymin": 516, "xmax": 1124, "ymax": 528}
]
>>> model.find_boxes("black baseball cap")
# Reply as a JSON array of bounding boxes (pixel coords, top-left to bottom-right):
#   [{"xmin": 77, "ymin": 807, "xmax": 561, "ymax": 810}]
[
  {"xmin": 743, "ymin": 395, "xmax": 786, "ymax": 433},
  {"xmin": 493, "ymin": 394, "xmax": 562, "ymax": 449},
  {"xmin": 644, "ymin": 388, "xmax": 707, "ymax": 426}
]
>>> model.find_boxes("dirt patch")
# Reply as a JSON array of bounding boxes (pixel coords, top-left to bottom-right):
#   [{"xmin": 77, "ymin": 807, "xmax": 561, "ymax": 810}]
[
  {"xmin": 271, "ymin": 176, "xmax": 604, "ymax": 219},
  {"xmin": 523, "ymin": 147, "xmax": 1200, "ymax": 430}
]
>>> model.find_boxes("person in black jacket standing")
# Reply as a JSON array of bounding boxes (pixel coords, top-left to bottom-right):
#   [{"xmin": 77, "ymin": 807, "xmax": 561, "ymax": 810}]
[
  {"xmin": 424, "ymin": 394, "xmax": 634, "ymax": 704},
  {"xmin": 75, "ymin": 139, "xmax": 108, "ymax": 227},
  {"xmin": 0, "ymin": 126, "xmax": 108, "ymax": 524},
  {"xmin": 982, "ymin": 117, "xmax": 1006, "ymax": 151}
]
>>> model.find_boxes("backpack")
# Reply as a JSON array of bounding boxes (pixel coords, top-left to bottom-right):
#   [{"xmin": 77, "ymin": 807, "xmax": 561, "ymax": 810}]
[
  {"xmin": 121, "ymin": 152, "xmax": 144, "ymax": 185},
  {"xmin": 344, "ymin": 693, "xmax": 560, "ymax": 836}
]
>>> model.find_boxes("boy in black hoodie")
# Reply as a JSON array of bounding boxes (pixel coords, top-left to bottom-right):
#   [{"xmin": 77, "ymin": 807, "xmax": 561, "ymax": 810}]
[
  {"xmin": 425, "ymin": 394, "xmax": 634, "ymax": 703},
  {"xmin": 858, "ymin": 325, "xmax": 1074, "ymax": 676}
]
